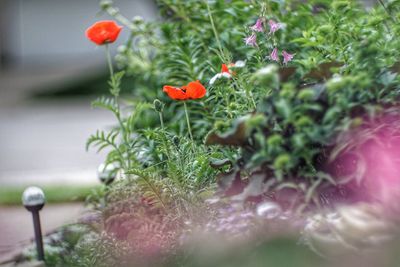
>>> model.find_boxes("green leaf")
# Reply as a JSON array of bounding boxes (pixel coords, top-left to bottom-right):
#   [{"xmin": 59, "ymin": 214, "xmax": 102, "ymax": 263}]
[
  {"xmin": 92, "ymin": 97, "xmax": 118, "ymax": 114},
  {"xmin": 109, "ymin": 71, "xmax": 125, "ymax": 96}
]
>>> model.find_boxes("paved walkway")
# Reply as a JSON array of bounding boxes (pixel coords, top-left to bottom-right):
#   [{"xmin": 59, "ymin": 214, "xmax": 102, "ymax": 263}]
[
  {"xmin": 0, "ymin": 98, "xmax": 114, "ymax": 187},
  {"xmin": 0, "ymin": 203, "xmax": 85, "ymax": 263}
]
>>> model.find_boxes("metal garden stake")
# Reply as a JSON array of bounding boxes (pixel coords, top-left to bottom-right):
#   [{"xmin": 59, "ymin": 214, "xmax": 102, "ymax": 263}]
[{"xmin": 22, "ymin": 186, "xmax": 45, "ymax": 261}]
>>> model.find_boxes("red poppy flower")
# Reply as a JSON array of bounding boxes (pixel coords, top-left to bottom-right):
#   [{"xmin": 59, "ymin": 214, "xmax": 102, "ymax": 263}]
[
  {"xmin": 163, "ymin": 80, "xmax": 206, "ymax": 100},
  {"xmin": 85, "ymin": 20, "xmax": 122, "ymax": 45}
]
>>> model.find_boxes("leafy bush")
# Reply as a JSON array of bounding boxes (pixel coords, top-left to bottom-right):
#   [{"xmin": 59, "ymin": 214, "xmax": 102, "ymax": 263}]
[
  {"xmin": 90, "ymin": 0, "xmax": 400, "ymax": 209},
  {"xmin": 79, "ymin": 0, "xmax": 400, "ymax": 265}
]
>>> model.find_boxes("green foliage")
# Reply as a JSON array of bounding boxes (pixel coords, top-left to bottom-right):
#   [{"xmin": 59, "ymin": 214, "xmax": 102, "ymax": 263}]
[
  {"xmin": 91, "ymin": 0, "xmax": 400, "ymax": 218},
  {"xmin": 204, "ymin": 0, "xmax": 400, "ymax": 210},
  {"xmin": 79, "ymin": 0, "xmax": 400, "ymax": 264},
  {"xmin": 109, "ymin": 71, "xmax": 125, "ymax": 97},
  {"xmin": 0, "ymin": 186, "xmax": 98, "ymax": 205},
  {"xmin": 65, "ymin": 231, "xmax": 130, "ymax": 267}
]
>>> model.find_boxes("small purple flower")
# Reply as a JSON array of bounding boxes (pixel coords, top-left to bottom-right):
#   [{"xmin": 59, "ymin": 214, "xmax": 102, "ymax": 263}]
[
  {"xmin": 270, "ymin": 47, "xmax": 279, "ymax": 62},
  {"xmin": 269, "ymin": 19, "xmax": 282, "ymax": 34},
  {"xmin": 250, "ymin": 18, "xmax": 264, "ymax": 32},
  {"xmin": 244, "ymin": 33, "xmax": 257, "ymax": 47},
  {"xmin": 282, "ymin": 50, "xmax": 294, "ymax": 64}
]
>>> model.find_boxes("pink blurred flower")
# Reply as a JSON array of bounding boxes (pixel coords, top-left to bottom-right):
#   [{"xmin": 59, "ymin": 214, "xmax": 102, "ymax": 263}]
[
  {"xmin": 269, "ymin": 19, "xmax": 282, "ymax": 34},
  {"xmin": 270, "ymin": 47, "xmax": 279, "ymax": 62},
  {"xmin": 244, "ymin": 33, "xmax": 257, "ymax": 47},
  {"xmin": 282, "ymin": 50, "xmax": 294, "ymax": 64},
  {"xmin": 250, "ymin": 18, "xmax": 264, "ymax": 32}
]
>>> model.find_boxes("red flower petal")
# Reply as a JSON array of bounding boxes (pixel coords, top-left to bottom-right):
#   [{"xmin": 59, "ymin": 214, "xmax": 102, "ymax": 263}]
[
  {"xmin": 163, "ymin": 86, "xmax": 188, "ymax": 100},
  {"xmin": 86, "ymin": 20, "xmax": 122, "ymax": 45},
  {"xmin": 186, "ymin": 80, "xmax": 206, "ymax": 99},
  {"xmin": 221, "ymin": 64, "xmax": 230, "ymax": 74}
]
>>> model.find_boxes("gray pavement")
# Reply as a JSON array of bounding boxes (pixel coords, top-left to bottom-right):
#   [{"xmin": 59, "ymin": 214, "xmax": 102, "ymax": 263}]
[
  {"xmin": 0, "ymin": 98, "xmax": 114, "ymax": 187},
  {"xmin": 0, "ymin": 63, "xmax": 115, "ymax": 187},
  {"xmin": 0, "ymin": 203, "xmax": 85, "ymax": 263}
]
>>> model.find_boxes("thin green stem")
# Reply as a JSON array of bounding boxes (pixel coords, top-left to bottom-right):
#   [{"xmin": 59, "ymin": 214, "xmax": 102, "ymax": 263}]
[
  {"xmin": 378, "ymin": 0, "xmax": 396, "ymax": 22},
  {"xmin": 183, "ymin": 101, "xmax": 194, "ymax": 142},
  {"xmin": 206, "ymin": 1, "xmax": 226, "ymax": 63},
  {"xmin": 249, "ymin": 92, "xmax": 257, "ymax": 110},
  {"xmin": 224, "ymin": 95, "xmax": 232, "ymax": 119},
  {"xmin": 105, "ymin": 44, "xmax": 114, "ymax": 77},
  {"xmin": 104, "ymin": 6, "xmax": 135, "ymax": 29},
  {"xmin": 105, "ymin": 44, "xmax": 132, "ymax": 169},
  {"xmin": 158, "ymin": 112, "xmax": 165, "ymax": 129},
  {"xmin": 377, "ymin": 0, "xmax": 395, "ymax": 35}
]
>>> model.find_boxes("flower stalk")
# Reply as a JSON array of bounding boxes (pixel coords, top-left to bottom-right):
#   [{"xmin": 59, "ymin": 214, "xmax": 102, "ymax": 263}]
[
  {"xmin": 154, "ymin": 99, "xmax": 165, "ymax": 129},
  {"xmin": 105, "ymin": 44, "xmax": 114, "ymax": 77},
  {"xmin": 378, "ymin": 0, "xmax": 396, "ymax": 23},
  {"xmin": 105, "ymin": 43, "xmax": 132, "ymax": 168},
  {"xmin": 206, "ymin": 1, "xmax": 226, "ymax": 63},
  {"xmin": 159, "ymin": 113, "xmax": 165, "ymax": 129},
  {"xmin": 183, "ymin": 101, "xmax": 194, "ymax": 142}
]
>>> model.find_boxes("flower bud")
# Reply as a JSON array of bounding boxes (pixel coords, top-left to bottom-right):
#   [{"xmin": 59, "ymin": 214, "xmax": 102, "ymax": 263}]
[
  {"xmin": 153, "ymin": 99, "xmax": 164, "ymax": 113},
  {"xmin": 109, "ymin": 7, "xmax": 119, "ymax": 16},
  {"xmin": 117, "ymin": 45, "xmax": 128, "ymax": 54},
  {"xmin": 172, "ymin": 136, "xmax": 180, "ymax": 147},
  {"xmin": 132, "ymin": 16, "xmax": 144, "ymax": 24},
  {"xmin": 100, "ymin": 0, "xmax": 113, "ymax": 10}
]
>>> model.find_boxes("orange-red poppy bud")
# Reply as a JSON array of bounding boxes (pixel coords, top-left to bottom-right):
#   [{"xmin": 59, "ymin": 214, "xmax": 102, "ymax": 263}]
[
  {"xmin": 163, "ymin": 80, "xmax": 206, "ymax": 100},
  {"xmin": 86, "ymin": 20, "xmax": 122, "ymax": 45},
  {"xmin": 221, "ymin": 64, "xmax": 230, "ymax": 74}
]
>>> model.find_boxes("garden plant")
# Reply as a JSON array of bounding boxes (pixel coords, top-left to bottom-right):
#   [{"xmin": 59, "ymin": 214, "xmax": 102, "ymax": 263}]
[{"xmin": 31, "ymin": 0, "xmax": 400, "ymax": 266}]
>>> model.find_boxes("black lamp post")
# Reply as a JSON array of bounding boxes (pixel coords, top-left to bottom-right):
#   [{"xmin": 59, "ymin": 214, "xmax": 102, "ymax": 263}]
[{"xmin": 22, "ymin": 186, "xmax": 45, "ymax": 261}]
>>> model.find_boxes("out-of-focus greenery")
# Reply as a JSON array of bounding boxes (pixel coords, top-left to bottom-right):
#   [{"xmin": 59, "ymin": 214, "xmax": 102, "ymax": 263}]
[
  {"xmin": 40, "ymin": 226, "xmax": 400, "ymax": 267},
  {"xmin": 0, "ymin": 186, "xmax": 99, "ymax": 205}
]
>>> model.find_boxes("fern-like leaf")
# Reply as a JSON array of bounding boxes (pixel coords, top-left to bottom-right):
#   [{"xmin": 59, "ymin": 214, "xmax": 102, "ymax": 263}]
[
  {"xmin": 161, "ymin": 38, "xmax": 209, "ymax": 84},
  {"xmin": 86, "ymin": 129, "xmax": 119, "ymax": 152},
  {"xmin": 92, "ymin": 96, "xmax": 119, "ymax": 114},
  {"xmin": 109, "ymin": 71, "xmax": 125, "ymax": 97},
  {"xmin": 127, "ymin": 168, "xmax": 169, "ymax": 210}
]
